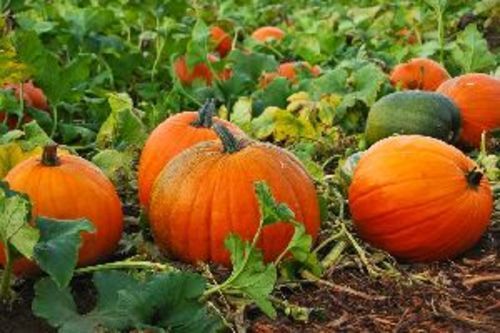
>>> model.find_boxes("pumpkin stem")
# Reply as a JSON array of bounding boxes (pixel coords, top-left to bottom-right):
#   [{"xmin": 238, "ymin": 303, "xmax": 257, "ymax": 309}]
[
  {"xmin": 213, "ymin": 123, "xmax": 241, "ymax": 153},
  {"xmin": 41, "ymin": 144, "xmax": 60, "ymax": 166},
  {"xmin": 466, "ymin": 168, "xmax": 483, "ymax": 188},
  {"xmin": 191, "ymin": 98, "xmax": 215, "ymax": 128}
]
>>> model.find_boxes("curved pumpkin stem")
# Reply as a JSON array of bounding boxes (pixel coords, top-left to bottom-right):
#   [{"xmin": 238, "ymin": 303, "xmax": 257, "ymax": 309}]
[
  {"xmin": 466, "ymin": 168, "xmax": 483, "ymax": 189},
  {"xmin": 191, "ymin": 98, "xmax": 215, "ymax": 128},
  {"xmin": 213, "ymin": 123, "xmax": 241, "ymax": 153},
  {"xmin": 41, "ymin": 144, "xmax": 60, "ymax": 166}
]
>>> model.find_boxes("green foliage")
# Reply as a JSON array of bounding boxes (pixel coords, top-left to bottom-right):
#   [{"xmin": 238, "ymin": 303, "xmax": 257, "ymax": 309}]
[
  {"xmin": 34, "ymin": 218, "xmax": 94, "ymax": 288},
  {"xmin": 33, "ymin": 271, "xmax": 222, "ymax": 333},
  {"xmin": 450, "ymin": 24, "xmax": 497, "ymax": 73}
]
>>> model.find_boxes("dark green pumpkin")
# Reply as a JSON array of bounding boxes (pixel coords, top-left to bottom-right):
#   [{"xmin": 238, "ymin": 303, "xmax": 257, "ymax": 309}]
[{"xmin": 365, "ymin": 91, "xmax": 461, "ymax": 145}]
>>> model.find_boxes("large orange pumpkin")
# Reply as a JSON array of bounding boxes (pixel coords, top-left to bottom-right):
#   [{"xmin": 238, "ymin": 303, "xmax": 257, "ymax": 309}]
[
  {"xmin": 348, "ymin": 135, "xmax": 492, "ymax": 262},
  {"xmin": 260, "ymin": 61, "xmax": 321, "ymax": 87},
  {"xmin": 138, "ymin": 101, "xmax": 245, "ymax": 209},
  {"xmin": 251, "ymin": 26, "xmax": 285, "ymax": 43},
  {"xmin": 1, "ymin": 81, "xmax": 49, "ymax": 129},
  {"xmin": 149, "ymin": 124, "xmax": 320, "ymax": 265},
  {"xmin": 210, "ymin": 26, "xmax": 232, "ymax": 58},
  {"xmin": 390, "ymin": 58, "xmax": 450, "ymax": 91},
  {"xmin": 0, "ymin": 145, "xmax": 123, "ymax": 275},
  {"xmin": 437, "ymin": 73, "xmax": 500, "ymax": 147}
]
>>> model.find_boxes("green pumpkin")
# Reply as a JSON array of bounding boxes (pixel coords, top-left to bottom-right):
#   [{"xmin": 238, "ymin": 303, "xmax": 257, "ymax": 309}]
[{"xmin": 365, "ymin": 91, "xmax": 461, "ymax": 145}]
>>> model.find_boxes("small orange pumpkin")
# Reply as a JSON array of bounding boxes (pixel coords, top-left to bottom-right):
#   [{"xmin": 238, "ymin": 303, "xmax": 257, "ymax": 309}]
[
  {"xmin": 390, "ymin": 58, "xmax": 450, "ymax": 91},
  {"xmin": 138, "ymin": 100, "xmax": 245, "ymax": 209},
  {"xmin": 348, "ymin": 135, "xmax": 492, "ymax": 262},
  {"xmin": 1, "ymin": 81, "xmax": 49, "ymax": 129},
  {"xmin": 251, "ymin": 26, "xmax": 285, "ymax": 43},
  {"xmin": 260, "ymin": 61, "xmax": 321, "ymax": 87},
  {"xmin": 149, "ymin": 124, "xmax": 320, "ymax": 265},
  {"xmin": 437, "ymin": 73, "xmax": 500, "ymax": 147},
  {"xmin": 210, "ymin": 26, "xmax": 232, "ymax": 58},
  {"xmin": 0, "ymin": 145, "xmax": 123, "ymax": 275}
]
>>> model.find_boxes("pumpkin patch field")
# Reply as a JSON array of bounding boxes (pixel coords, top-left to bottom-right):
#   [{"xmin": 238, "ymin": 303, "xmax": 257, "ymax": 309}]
[{"xmin": 0, "ymin": 1, "xmax": 499, "ymax": 332}]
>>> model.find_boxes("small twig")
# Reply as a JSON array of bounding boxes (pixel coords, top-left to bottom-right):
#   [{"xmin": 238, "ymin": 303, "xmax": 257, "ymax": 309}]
[
  {"xmin": 74, "ymin": 260, "xmax": 175, "ymax": 274},
  {"xmin": 462, "ymin": 274, "xmax": 500, "ymax": 289},
  {"xmin": 301, "ymin": 270, "xmax": 386, "ymax": 301}
]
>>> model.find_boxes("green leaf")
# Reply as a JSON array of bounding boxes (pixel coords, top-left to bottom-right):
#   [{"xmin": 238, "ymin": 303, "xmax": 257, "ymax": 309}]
[
  {"xmin": 352, "ymin": 63, "xmax": 386, "ymax": 106},
  {"xmin": 0, "ymin": 182, "xmax": 37, "ymax": 259},
  {"xmin": 20, "ymin": 120, "xmax": 53, "ymax": 150},
  {"xmin": 254, "ymin": 181, "xmax": 295, "ymax": 226},
  {"xmin": 33, "ymin": 217, "xmax": 95, "ymax": 288},
  {"xmin": 307, "ymin": 68, "xmax": 348, "ymax": 100},
  {"xmin": 96, "ymin": 93, "xmax": 147, "ymax": 149},
  {"xmin": 33, "ymin": 271, "xmax": 222, "ymax": 333},
  {"xmin": 228, "ymin": 49, "xmax": 278, "ymax": 83},
  {"xmin": 224, "ymin": 234, "xmax": 277, "ymax": 318},
  {"xmin": 451, "ymin": 24, "xmax": 496, "ymax": 73},
  {"xmin": 92, "ymin": 149, "xmax": 134, "ymax": 183},
  {"xmin": 186, "ymin": 19, "xmax": 209, "ymax": 68},
  {"xmin": 230, "ymin": 97, "xmax": 253, "ymax": 133},
  {"xmin": 252, "ymin": 107, "xmax": 317, "ymax": 142},
  {"xmin": 32, "ymin": 278, "xmax": 79, "ymax": 329},
  {"xmin": 252, "ymin": 77, "xmax": 291, "ymax": 114}
]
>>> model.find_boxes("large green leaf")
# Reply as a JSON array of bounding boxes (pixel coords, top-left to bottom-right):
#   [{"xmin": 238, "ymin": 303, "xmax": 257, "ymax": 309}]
[{"xmin": 33, "ymin": 217, "xmax": 95, "ymax": 288}]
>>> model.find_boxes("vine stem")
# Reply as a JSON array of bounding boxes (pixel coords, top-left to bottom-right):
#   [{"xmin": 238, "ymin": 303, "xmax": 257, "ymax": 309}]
[
  {"xmin": 50, "ymin": 105, "xmax": 58, "ymax": 139},
  {"xmin": 74, "ymin": 260, "xmax": 175, "ymax": 274},
  {"xmin": 0, "ymin": 245, "xmax": 13, "ymax": 301}
]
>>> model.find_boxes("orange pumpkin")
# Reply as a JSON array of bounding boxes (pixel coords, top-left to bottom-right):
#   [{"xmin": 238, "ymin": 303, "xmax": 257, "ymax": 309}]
[
  {"xmin": 0, "ymin": 145, "xmax": 123, "ymax": 275},
  {"xmin": 251, "ymin": 26, "xmax": 285, "ymax": 43},
  {"xmin": 210, "ymin": 26, "xmax": 232, "ymax": 58},
  {"xmin": 260, "ymin": 61, "xmax": 321, "ymax": 87},
  {"xmin": 1, "ymin": 81, "xmax": 49, "ymax": 129},
  {"xmin": 348, "ymin": 135, "xmax": 492, "ymax": 262},
  {"xmin": 437, "ymin": 73, "xmax": 500, "ymax": 147},
  {"xmin": 390, "ymin": 58, "xmax": 450, "ymax": 91},
  {"xmin": 138, "ymin": 100, "xmax": 245, "ymax": 209},
  {"xmin": 174, "ymin": 54, "xmax": 231, "ymax": 85},
  {"xmin": 149, "ymin": 124, "xmax": 320, "ymax": 265}
]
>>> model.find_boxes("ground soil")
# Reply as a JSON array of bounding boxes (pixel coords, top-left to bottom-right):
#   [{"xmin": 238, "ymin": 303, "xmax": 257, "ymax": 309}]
[{"xmin": 1, "ymin": 221, "xmax": 498, "ymax": 333}]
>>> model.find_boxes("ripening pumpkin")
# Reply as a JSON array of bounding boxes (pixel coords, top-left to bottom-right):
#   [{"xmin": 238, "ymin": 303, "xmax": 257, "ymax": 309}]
[
  {"xmin": 1, "ymin": 81, "xmax": 49, "ymax": 128},
  {"xmin": 210, "ymin": 26, "xmax": 232, "ymax": 58},
  {"xmin": 138, "ymin": 100, "xmax": 245, "ymax": 209},
  {"xmin": 0, "ymin": 145, "xmax": 123, "ymax": 275},
  {"xmin": 260, "ymin": 62, "xmax": 321, "ymax": 87},
  {"xmin": 437, "ymin": 73, "xmax": 500, "ymax": 147},
  {"xmin": 173, "ymin": 54, "xmax": 231, "ymax": 86},
  {"xmin": 390, "ymin": 58, "xmax": 450, "ymax": 91},
  {"xmin": 348, "ymin": 135, "xmax": 492, "ymax": 262},
  {"xmin": 149, "ymin": 124, "xmax": 320, "ymax": 265},
  {"xmin": 251, "ymin": 26, "xmax": 285, "ymax": 43}
]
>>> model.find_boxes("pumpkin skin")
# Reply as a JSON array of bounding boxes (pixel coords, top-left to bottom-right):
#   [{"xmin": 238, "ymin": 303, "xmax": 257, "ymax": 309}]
[
  {"xmin": 348, "ymin": 135, "xmax": 492, "ymax": 262},
  {"xmin": 437, "ymin": 73, "xmax": 500, "ymax": 147},
  {"xmin": 1, "ymin": 81, "xmax": 49, "ymax": 128},
  {"xmin": 149, "ymin": 125, "xmax": 320, "ymax": 265},
  {"xmin": 260, "ymin": 62, "xmax": 321, "ymax": 87},
  {"xmin": 251, "ymin": 26, "xmax": 285, "ymax": 43},
  {"xmin": 0, "ymin": 145, "xmax": 123, "ymax": 275},
  {"xmin": 138, "ymin": 101, "xmax": 245, "ymax": 209},
  {"xmin": 364, "ymin": 91, "xmax": 461, "ymax": 145},
  {"xmin": 210, "ymin": 26, "xmax": 232, "ymax": 58},
  {"xmin": 390, "ymin": 58, "xmax": 450, "ymax": 91}
]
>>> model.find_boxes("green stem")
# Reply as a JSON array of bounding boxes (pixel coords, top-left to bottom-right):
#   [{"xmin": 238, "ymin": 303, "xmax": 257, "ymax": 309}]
[
  {"xmin": 50, "ymin": 105, "xmax": 58, "ymax": 139},
  {"xmin": 0, "ymin": 245, "xmax": 13, "ymax": 301},
  {"xmin": 213, "ymin": 123, "xmax": 241, "ymax": 153},
  {"xmin": 75, "ymin": 260, "xmax": 175, "ymax": 274},
  {"xmin": 15, "ymin": 83, "xmax": 24, "ymax": 129},
  {"xmin": 191, "ymin": 99, "xmax": 215, "ymax": 128},
  {"xmin": 320, "ymin": 240, "xmax": 347, "ymax": 269},
  {"xmin": 151, "ymin": 37, "xmax": 166, "ymax": 82}
]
